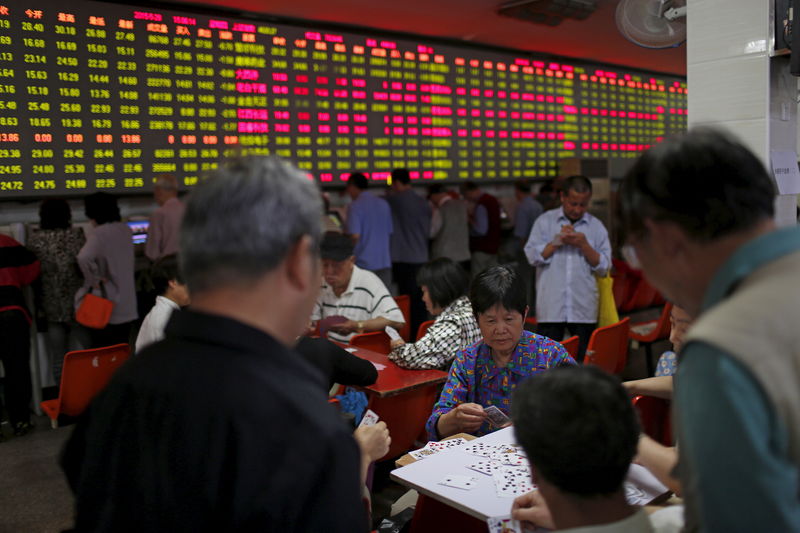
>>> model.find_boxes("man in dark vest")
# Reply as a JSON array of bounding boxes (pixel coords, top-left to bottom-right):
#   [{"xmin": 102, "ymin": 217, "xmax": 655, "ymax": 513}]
[{"xmin": 461, "ymin": 181, "xmax": 502, "ymax": 278}]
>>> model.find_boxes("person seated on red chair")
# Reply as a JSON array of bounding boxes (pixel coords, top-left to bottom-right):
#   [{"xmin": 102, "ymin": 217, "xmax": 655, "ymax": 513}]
[
  {"xmin": 511, "ymin": 365, "xmax": 682, "ymax": 532},
  {"xmin": 387, "ymin": 258, "xmax": 481, "ymax": 370},
  {"xmin": 623, "ymin": 304, "xmax": 693, "ymax": 496},
  {"xmin": 425, "ymin": 266, "xmax": 575, "ymax": 440},
  {"xmin": 310, "ymin": 231, "xmax": 404, "ymax": 344}
]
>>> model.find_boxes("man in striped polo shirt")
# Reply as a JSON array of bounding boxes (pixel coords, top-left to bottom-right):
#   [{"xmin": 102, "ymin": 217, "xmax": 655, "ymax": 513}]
[{"xmin": 312, "ymin": 232, "xmax": 405, "ymax": 344}]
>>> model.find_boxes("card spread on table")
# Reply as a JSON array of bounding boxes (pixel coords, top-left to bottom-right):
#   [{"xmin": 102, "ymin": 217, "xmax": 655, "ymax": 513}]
[
  {"xmin": 408, "ymin": 437, "xmax": 468, "ymax": 460},
  {"xmin": 491, "ymin": 451, "xmax": 529, "ymax": 467},
  {"xmin": 463, "ymin": 442, "xmax": 495, "ymax": 457},
  {"xmin": 487, "ymin": 515, "xmax": 523, "ymax": 533},
  {"xmin": 438, "ymin": 474, "xmax": 479, "ymax": 490},
  {"xmin": 408, "ymin": 447, "xmax": 438, "ymax": 460},
  {"xmin": 358, "ymin": 409, "xmax": 379, "ymax": 428},
  {"xmin": 465, "ymin": 460, "xmax": 502, "ymax": 476},
  {"xmin": 484, "ymin": 405, "xmax": 512, "ymax": 427},
  {"xmin": 492, "ymin": 466, "xmax": 535, "ymax": 498}
]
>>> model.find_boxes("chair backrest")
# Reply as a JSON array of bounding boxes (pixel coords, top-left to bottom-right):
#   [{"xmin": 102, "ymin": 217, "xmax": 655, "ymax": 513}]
[
  {"xmin": 650, "ymin": 302, "xmax": 673, "ymax": 340},
  {"xmin": 560, "ymin": 335, "xmax": 580, "ymax": 360},
  {"xmin": 350, "ymin": 331, "xmax": 391, "ymax": 354},
  {"xmin": 633, "ymin": 395, "xmax": 672, "ymax": 446},
  {"xmin": 584, "ymin": 317, "xmax": 631, "ymax": 374},
  {"xmin": 395, "ymin": 294, "xmax": 411, "ymax": 341},
  {"xmin": 416, "ymin": 319, "xmax": 435, "ymax": 341},
  {"xmin": 524, "ymin": 316, "xmax": 537, "ymax": 332},
  {"xmin": 57, "ymin": 343, "xmax": 131, "ymax": 417}
]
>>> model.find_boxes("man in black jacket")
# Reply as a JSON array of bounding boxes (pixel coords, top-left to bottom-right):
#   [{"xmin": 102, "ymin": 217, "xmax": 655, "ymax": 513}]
[{"xmin": 61, "ymin": 156, "xmax": 368, "ymax": 532}]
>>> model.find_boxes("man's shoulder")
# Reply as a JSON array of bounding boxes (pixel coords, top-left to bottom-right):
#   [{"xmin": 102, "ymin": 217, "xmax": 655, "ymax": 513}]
[{"xmin": 351, "ymin": 266, "xmax": 390, "ymax": 296}]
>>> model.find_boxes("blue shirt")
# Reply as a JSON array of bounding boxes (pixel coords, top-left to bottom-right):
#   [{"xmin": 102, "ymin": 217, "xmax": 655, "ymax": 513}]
[
  {"xmin": 524, "ymin": 208, "xmax": 610, "ymax": 323},
  {"xmin": 346, "ymin": 191, "xmax": 393, "ymax": 271},
  {"xmin": 677, "ymin": 226, "xmax": 800, "ymax": 532},
  {"xmin": 425, "ymin": 329, "xmax": 575, "ymax": 440},
  {"xmin": 386, "ymin": 189, "xmax": 431, "ymax": 264},
  {"xmin": 470, "ymin": 204, "xmax": 488, "ymax": 236},
  {"xmin": 513, "ymin": 195, "xmax": 544, "ymax": 241}
]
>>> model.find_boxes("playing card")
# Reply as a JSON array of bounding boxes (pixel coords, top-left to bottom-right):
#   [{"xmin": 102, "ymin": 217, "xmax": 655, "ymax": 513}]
[
  {"xmin": 358, "ymin": 409, "xmax": 379, "ymax": 428},
  {"xmin": 493, "ymin": 466, "xmax": 535, "ymax": 498},
  {"xmin": 487, "ymin": 515, "xmax": 523, "ymax": 533},
  {"xmin": 465, "ymin": 460, "xmax": 502, "ymax": 476},
  {"xmin": 484, "ymin": 405, "xmax": 512, "ymax": 427},
  {"xmin": 463, "ymin": 442, "xmax": 495, "ymax": 457},
  {"xmin": 427, "ymin": 437, "xmax": 467, "ymax": 451},
  {"xmin": 490, "ymin": 451, "xmax": 529, "ymax": 467},
  {"xmin": 438, "ymin": 474, "xmax": 479, "ymax": 490},
  {"xmin": 408, "ymin": 447, "xmax": 439, "ymax": 460},
  {"xmin": 384, "ymin": 325, "xmax": 401, "ymax": 340}
]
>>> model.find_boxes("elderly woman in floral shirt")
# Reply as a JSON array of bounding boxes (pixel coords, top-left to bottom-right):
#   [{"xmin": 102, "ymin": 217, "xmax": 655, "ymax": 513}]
[{"xmin": 426, "ymin": 266, "xmax": 575, "ymax": 440}]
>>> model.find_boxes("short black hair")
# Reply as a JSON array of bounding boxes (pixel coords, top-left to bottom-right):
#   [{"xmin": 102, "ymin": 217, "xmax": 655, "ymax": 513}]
[
  {"xmin": 619, "ymin": 127, "xmax": 775, "ymax": 242},
  {"xmin": 84, "ymin": 192, "xmax": 121, "ymax": 225},
  {"xmin": 39, "ymin": 199, "xmax": 72, "ymax": 230},
  {"xmin": 320, "ymin": 231, "xmax": 354, "ymax": 261},
  {"xmin": 512, "ymin": 365, "xmax": 640, "ymax": 497},
  {"xmin": 417, "ymin": 258, "xmax": 469, "ymax": 309},
  {"xmin": 562, "ymin": 175, "xmax": 592, "ymax": 195},
  {"xmin": 348, "ymin": 172, "xmax": 368, "ymax": 190},
  {"xmin": 469, "ymin": 266, "xmax": 527, "ymax": 317},
  {"xmin": 514, "ymin": 180, "xmax": 531, "ymax": 193},
  {"xmin": 391, "ymin": 168, "xmax": 411, "ymax": 185},
  {"xmin": 461, "ymin": 181, "xmax": 479, "ymax": 192},
  {"xmin": 151, "ymin": 254, "xmax": 184, "ymax": 296}
]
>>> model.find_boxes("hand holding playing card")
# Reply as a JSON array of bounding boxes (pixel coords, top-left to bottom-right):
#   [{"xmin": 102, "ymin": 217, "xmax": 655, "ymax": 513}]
[
  {"xmin": 328, "ymin": 319, "xmax": 359, "ymax": 335},
  {"xmin": 449, "ymin": 402, "xmax": 488, "ymax": 434},
  {"xmin": 354, "ymin": 421, "xmax": 391, "ymax": 463},
  {"xmin": 511, "ymin": 490, "xmax": 555, "ymax": 530},
  {"xmin": 484, "ymin": 405, "xmax": 512, "ymax": 428}
]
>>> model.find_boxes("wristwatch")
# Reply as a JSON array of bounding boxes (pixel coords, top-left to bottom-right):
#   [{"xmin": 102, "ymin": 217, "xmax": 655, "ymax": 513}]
[{"xmin": 357, "ymin": 321, "xmax": 365, "ymax": 333}]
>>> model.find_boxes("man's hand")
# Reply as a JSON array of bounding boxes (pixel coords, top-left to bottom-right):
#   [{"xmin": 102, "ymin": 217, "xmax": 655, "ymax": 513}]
[
  {"xmin": 511, "ymin": 490, "xmax": 555, "ymax": 530},
  {"xmin": 354, "ymin": 421, "xmax": 391, "ymax": 463},
  {"xmin": 561, "ymin": 230, "xmax": 588, "ymax": 248}
]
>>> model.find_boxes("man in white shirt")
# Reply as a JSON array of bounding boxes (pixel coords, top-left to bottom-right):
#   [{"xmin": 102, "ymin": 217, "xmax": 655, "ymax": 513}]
[
  {"xmin": 135, "ymin": 255, "xmax": 190, "ymax": 352},
  {"xmin": 311, "ymin": 232, "xmax": 405, "ymax": 344}
]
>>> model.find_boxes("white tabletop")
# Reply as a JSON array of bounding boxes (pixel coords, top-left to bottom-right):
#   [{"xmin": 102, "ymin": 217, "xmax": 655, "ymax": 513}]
[{"xmin": 390, "ymin": 427, "xmax": 669, "ymax": 522}]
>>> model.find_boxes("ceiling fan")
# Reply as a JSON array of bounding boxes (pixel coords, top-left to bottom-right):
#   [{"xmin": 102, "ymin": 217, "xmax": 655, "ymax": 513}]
[{"xmin": 616, "ymin": 0, "xmax": 687, "ymax": 49}]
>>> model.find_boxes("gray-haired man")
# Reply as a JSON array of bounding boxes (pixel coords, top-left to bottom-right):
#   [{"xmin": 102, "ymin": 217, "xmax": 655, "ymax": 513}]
[
  {"xmin": 145, "ymin": 173, "xmax": 185, "ymax": 261},
  {"xmin": 62, "ymin": 157, "xmax": 368, "ymax": 532}
]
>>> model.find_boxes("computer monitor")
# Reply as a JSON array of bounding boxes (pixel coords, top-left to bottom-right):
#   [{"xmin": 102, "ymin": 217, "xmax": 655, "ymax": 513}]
[{"xmin": 127, "ymin": 220, "xmax": 149, "ymax": 245}]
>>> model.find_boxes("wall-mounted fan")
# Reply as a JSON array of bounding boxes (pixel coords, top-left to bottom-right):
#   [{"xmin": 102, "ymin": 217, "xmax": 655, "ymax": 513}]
[{"xmin": 616, "ymin": 0, "xmax": 687, "ymax": 49}]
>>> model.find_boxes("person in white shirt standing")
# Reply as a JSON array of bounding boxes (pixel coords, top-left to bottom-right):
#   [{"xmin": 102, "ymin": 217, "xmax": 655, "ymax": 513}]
[
  {"xmin": 145, "ymin": 174, "xmax": 186, "ymax": 262},
  {"xmin": 136, "ymin": 255, "xmax": 190, "ymax": 352}
]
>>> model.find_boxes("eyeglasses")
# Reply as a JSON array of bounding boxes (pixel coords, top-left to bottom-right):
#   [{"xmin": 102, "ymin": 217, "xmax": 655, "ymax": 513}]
[{"xmin": 621, "ymin": 244, "xmax": 641, "ymax": 269}]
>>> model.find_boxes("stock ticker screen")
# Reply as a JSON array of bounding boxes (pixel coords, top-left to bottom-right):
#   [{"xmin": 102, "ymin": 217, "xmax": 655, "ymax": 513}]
[{"xmin": 0, "ymin": 0, "xmax": 688, "ymax": 196}]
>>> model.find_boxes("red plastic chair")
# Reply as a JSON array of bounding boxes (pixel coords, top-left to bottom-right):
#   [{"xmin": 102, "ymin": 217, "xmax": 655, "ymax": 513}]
[
  {"xmin": 629, "ymin": 303, "xmax": 673, "ymax": 376},
  {"xmin": 633, "ymin": 395, "xmax": 672, "ymax": 446},
  {"xmin": 584, "ymin": 317, "xmax": 631, "ymax": 375},
  {"xmin": 349, "ymin": 331, "xmax": 391, "ymax": 354},
  {"xmin": 524, "ymin": 316, "xmax": 537, "ymax": 332},
  {"xmin": 416, "ymin": 319, "xmax": 435, "ymax": 341},
  {"xmin": 395, "ymin": 294, "xmax": 412, "ymax": 342},
  {"xmin": 561, "ymin": 335, "xmax": 580, "ymax": 360},
  {"xmin": 40, "ymin": 343, "xmax": 131, "ymax": 428}
]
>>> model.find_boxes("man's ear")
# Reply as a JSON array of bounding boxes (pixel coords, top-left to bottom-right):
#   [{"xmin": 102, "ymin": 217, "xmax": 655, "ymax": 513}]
[
  {"xmin": 642, "ymin": 219, "xmax": 688, "ymax": 258},
  {"xmin": 284, "ymin": 235, "xmax": 316, "ymax": 292}
]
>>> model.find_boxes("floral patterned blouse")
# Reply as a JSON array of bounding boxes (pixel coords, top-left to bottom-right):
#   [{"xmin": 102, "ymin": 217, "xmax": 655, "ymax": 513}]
[
  {"xmin": 27, "ymin": 227, "xmax": 85, "ymax": 323},
  {"xmin": 425, "ymin": 329, "xmax": 575, "ymax": 439}
]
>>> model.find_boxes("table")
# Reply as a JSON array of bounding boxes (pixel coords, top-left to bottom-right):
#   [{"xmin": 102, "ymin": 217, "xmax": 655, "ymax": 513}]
[
  {"xmin": 345, "ymin": 344, "xmax": 447, "ymax": 459},
  {"xmin": 391, "ymin": 427, "xmax": 669, "ymax": 526}
]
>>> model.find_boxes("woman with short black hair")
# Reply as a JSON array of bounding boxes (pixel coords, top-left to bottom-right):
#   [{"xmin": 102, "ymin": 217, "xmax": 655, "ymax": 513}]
[
  {"xmin": 425, "ymin": 266, "xmax": 575, "ymax": 440},
  {"xmin": 77, "ymin": 193, "xmax": 137, "ymax": 347},
  {"xmin": 28, "ymin": 199, "xmax": 86, "ymax": 384},
  {"xmin": 388, "ymin": 258, "xmax": 481, "ymax": 370}
]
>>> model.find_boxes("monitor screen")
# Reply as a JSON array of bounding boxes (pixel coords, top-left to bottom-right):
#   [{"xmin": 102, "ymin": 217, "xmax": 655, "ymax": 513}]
[
  {"xmin": 0, "ymin": 1, "xmax": 687, "ymax": 197},
  {"xmin": 127, "ymin": 219, "xmax": 149, "ymax": 245}
]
